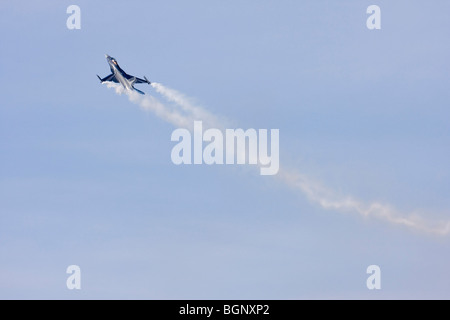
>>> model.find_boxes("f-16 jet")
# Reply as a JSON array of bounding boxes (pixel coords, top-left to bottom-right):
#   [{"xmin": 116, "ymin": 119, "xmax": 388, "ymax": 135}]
[{"xmin": 97, "ymin": 54, "xmax": 151, "ymax": 95}]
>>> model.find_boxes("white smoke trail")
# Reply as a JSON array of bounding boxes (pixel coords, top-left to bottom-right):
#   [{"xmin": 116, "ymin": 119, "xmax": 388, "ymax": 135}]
[
  {"xmin": 106, "ymin": 82, "xmax": 193, "ymax": 129},
  {"xmin": 277, "ymin": 169, "xmax": 450, "ymax": 235},
  {"xmin": 104, "ymin": 82, "xmax": 450, "ymax": 236},
  {"xmin": 151, "ymin": 82, "xmax": 224, "ymax": 129}
]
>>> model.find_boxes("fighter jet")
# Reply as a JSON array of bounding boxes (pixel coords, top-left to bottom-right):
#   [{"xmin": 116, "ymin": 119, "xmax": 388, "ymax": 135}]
[{"xmin": 97, "ymin": 54, "xmax": 151, "ymax": 95}]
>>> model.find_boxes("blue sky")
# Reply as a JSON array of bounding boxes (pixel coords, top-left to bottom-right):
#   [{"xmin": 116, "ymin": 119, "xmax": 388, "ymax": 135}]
[{"xmin": 1, "ymin": 0, "xmax": 450, "ymax": 299}]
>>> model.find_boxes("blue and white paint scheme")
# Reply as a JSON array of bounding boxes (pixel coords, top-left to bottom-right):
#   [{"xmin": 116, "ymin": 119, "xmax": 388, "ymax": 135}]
[{"xmin": 97, "ymin": 54, "xmax": 151, "ymax": 95}]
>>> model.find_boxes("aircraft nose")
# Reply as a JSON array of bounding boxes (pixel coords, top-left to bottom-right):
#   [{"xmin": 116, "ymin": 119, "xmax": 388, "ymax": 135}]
[{"xmin": 105, "ymin": 54, "xmax": 110, "ymax": 58}]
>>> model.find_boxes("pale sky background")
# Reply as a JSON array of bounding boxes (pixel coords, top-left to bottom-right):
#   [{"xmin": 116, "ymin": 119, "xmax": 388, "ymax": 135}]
[{"xmin": 1, "ymin": 0, "xmax": 450, "ymax": 299}]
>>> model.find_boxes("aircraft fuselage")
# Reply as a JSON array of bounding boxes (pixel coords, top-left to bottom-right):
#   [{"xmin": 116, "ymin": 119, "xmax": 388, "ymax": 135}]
[{"xmin": 98, "ymin": 54, "xmax": 150, "ymax": 95}]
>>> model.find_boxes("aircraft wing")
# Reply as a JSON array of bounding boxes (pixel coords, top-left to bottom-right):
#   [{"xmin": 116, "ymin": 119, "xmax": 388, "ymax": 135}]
[
  {"xmin": 134, "ymin": 76, "xmax": 151, "ymax": 84},
  {"xmin": 97, "ymin": 73, "xmax": 118, "ymax": 83}
]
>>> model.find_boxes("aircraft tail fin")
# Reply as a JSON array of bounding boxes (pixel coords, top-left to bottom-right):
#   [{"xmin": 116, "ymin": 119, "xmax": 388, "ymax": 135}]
[{"xmin": 133, "ymin": 87, "xmax": 145, "ymax": 95}]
